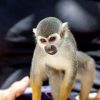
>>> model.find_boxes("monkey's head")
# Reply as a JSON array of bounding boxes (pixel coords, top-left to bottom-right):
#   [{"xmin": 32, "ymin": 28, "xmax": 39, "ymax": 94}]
[{"xmin": 33, "ymin": 17, "xmax": 69, "ymax": 55}]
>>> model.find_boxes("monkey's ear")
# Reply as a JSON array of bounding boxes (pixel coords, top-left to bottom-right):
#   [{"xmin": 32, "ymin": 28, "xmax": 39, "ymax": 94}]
[
  {"xmin": 60, "ymin": 22, "xmax": 69, "ymax": 37},
  {"xmin": 32, "ymin": 28, "xmax": 37, "ymax": 36},
  {"xmin": 62, "ymin": 22, "xmax": 68, "ymax": 29}
]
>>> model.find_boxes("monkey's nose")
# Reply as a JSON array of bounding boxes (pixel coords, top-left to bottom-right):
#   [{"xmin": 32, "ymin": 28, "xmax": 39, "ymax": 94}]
[{"xmin": 45, "ymin": 45, "xmax": 57, "ymax": 55}]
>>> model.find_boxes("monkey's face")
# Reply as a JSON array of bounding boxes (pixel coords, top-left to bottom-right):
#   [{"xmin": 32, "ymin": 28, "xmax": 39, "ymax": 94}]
[
  {"xmin": 33, "ymin": 17, "xmax": 69, "ymax": 55},
  {"xmin": 37, "ymin": 33, "xmax": 61, "ymax": 55}
]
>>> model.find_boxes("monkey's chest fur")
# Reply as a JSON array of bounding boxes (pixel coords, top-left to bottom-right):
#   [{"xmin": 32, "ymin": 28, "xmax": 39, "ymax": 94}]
[
  {"xmin": 43, "ymin": 43, "xmax": 75, "ymax": 69},
  {"xmin": 31, "ymin": 44, "xmax": 76, "ymax": 81},
  {"xmin": 45, "ymin": 52, "xmax": 74, "ymax": 71},
  {"xmin": 45, "ymin": 43, "xmax": 76, "ymax": 70}
]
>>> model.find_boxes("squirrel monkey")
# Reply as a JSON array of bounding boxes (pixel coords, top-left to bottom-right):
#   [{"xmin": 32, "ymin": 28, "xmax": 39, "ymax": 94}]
[{"xmin": 30, "ymin": 17, "xmax": 95, "ymax": 100}]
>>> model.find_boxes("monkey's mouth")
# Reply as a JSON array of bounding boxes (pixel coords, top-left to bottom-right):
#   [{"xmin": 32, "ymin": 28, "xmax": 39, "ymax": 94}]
[
  {"xmin": 47, "ymin": 50, "xmax": 57, "ymax": 55},
  {"xmin": 45, "ymin": 45, "xmax": 57, "ymax": 55}
]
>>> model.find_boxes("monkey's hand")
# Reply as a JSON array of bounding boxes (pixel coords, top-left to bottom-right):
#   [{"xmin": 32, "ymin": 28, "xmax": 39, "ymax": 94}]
[{"xmin": 76, "ymin": 89, "xmax": 100, "ymax": 100}]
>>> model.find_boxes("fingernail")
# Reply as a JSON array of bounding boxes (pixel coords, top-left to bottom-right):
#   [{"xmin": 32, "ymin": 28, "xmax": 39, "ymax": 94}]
[{"xmin": 22, "ymin": 76, "xmax": 29, "ymax": 82}]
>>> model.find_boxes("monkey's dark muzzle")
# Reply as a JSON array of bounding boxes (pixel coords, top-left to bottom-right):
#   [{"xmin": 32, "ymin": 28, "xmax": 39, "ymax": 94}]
[{"xmin": 45, "ymin": 45, "xmax": 57, "ymax": 55}]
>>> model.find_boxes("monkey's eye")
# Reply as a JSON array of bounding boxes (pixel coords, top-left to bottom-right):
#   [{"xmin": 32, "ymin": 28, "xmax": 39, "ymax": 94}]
[
  {"xmin": 40, "ymin": 38, "xmax": 47, "ymax": 43},
  {"xmin": 49, "ymin": 36, "xmax": 56, "ymax": 42}
]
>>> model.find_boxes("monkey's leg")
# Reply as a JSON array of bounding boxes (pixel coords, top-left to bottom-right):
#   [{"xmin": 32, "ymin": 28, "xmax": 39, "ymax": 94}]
[
  {"xmin": 30, "ymin": 78, "xmax": 42, "ymax": 100},
  {"xmin": 79, "ymin": 73, "xmax": 94, "ymax": 100},
  {"xmin": 59, "ymin": 72, "xmax": 76, "ymax": 100},
  {"xmin": 79, "ymin": 59, "xmax": 95, "ymax": 100},
  {"xmin": 47, "ymin": 67, "xmax": 63, "ymax": 100}
]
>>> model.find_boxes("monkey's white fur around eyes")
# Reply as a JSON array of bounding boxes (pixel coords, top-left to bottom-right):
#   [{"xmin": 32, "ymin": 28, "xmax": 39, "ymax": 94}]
[
  {"xmin": 48, "ymin": 33, "xmax": 61, "ymax": 43},
  {"xmin": 36, "ymin": 33, "xmax": 61, "ymax": 50},
  {"xmin": 37, "ymin": 36, "xmax": 47, "ymax": 50}
]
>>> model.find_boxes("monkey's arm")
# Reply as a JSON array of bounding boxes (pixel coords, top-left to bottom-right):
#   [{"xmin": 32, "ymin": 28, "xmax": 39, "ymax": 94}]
[
  {"xmin": 30, "ymin": 78, "xmax": 42, "ymax": 100},
  {"xmin": 59, "ymin": 71, "xmax": 76, "ymax": 100},
  {"xmin": 30, "ymin": 68, "xmax": 46, "ymax": 100},
  {"xmin": 30, "ymin": 63, "xmax": 42, "ymax": 100},
  {"xmin": 30, "ymin": 48, "xmax": 47, "ymax": 100},
  {"xmin": 76, "ymin": 51, "xmax": 95, "ymax": 100},
  {"xmin": 46, "ymin": 66, "xmax": 63, "ymax": 100},
  {"xmin": 58, "ymin": 61, "xmax": 77, "ymax": 100}
]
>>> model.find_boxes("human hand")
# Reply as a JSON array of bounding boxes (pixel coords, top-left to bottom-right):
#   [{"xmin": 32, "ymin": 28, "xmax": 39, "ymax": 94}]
[{"xmin": 0, "ymin": 76, "xmax": 29, "ymax": 100}]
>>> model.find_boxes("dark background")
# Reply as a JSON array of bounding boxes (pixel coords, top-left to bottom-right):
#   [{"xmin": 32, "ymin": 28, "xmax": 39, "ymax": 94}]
[{"xmin": 0, "ymin": 0, "xmax": 100, "ymax": 96}]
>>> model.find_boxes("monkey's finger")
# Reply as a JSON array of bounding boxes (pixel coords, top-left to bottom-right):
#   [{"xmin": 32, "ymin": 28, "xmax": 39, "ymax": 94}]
[
  {"xmin": 96, "ymin": 89, "xmax": 100, "ymax": 98},
  {"xmin": 75, "ymin": 93, "xmax": 97, "ymax": 100}
]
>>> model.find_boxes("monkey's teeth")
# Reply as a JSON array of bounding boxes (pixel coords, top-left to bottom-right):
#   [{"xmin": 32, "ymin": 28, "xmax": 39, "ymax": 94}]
[{"xmin": 49, "ymin": 51, "xmax": 53, "ymax": 53}]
